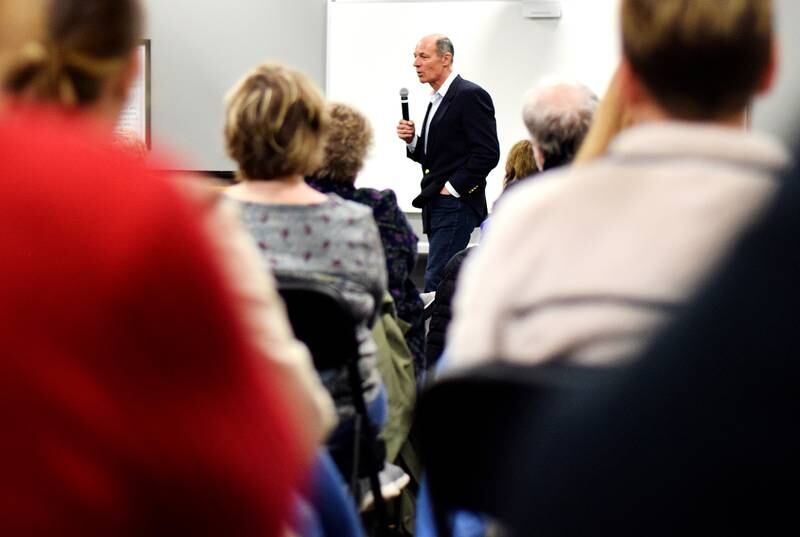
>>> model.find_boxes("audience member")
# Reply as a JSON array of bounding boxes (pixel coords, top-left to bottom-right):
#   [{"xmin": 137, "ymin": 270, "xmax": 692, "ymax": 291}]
[
  {"xmin": 0, "ymin": 1, "xmax": 335, "ymax": 533},
  {"xmin": 448, "ymin": 0, "xmax": 787, "ymax": 368},
  {"xmin": 0, "ymin": 0, "xmax": 335, "ymax": 447},
  {"xmin": 0, "ymin": 77, "xmax": 308, "ymax": 537},
  {"xmin": 225, "ymin": 64, "xmax": 416, "ymax": 506},
  {"xmin": 223, "ymin": 64, "xmax": 413, "ymax": 512},
  {"xmin": 507, "ymin": 143, "xmax": 800, "ymax": 535},
  {"xmin": 427, "ymin": 82, "xmax": 597, "ymax": 369},
  {"xmin": 222, "ymin": 62, "xmax": 391, "ymax": 447},
  {"xmin": 521, "ymin": 79, "xmax": 598, "ymax": 171},
  {"xmin": 307, "ymin": 102, "xmax": 426, "ymax": 379},
  {"xmin": 502, "ymin": 139, "xmax": 538, "ymax": 190}
]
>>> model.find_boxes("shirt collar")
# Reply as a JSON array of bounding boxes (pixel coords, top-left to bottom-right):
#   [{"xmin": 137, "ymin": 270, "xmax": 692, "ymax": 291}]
[{"xmin": 431, "ymin": 71, "xmax": 458, "ymax": 101}]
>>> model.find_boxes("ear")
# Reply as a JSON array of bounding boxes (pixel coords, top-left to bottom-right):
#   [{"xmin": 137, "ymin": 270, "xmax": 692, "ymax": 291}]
[
  {"xmin": 442, "ymin": 52, "xmax": 453, "ymax": 67},
  {"xmin": 756, "ymin": 38, "xmax": 778, "ymax": 95},
  {"xmin": 532, "ymin": 142, "xmax": 545, "ymax": 171}
]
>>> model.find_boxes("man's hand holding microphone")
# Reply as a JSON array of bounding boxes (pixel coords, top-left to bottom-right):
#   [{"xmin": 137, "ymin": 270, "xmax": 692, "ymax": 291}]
[
  {"xmin": 396, "ymin": 87, "xmax": 415, "ymax": 143},
  {"xmin": 396, "ymin": 87, "xmax": 449, "ymax": 195},
  {"xmin": 397, "ymin": 120, "xmax": 415, "ymax": 144}
]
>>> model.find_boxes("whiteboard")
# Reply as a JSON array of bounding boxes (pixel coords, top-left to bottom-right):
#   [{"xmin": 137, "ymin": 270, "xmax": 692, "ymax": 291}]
[{"xmin": 327, "ymin": 0, "xmax": 621, "ymax": 212}]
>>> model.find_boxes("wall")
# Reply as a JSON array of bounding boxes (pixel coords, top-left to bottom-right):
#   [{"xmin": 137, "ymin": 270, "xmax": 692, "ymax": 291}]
[
  {"xmin": 141, "ymin": 0, "xmax": 800, "ymax": 177},
  {"xmin": 327, "ymin": 0, "xmax": 621, "ymax": 212},
  {"xmin": 752, "ymin": 0, "xmax": 800, "ymax": 148},
  {"xmin": 142, "ymin": 0, "xmax": 328, "ymax": 171}
]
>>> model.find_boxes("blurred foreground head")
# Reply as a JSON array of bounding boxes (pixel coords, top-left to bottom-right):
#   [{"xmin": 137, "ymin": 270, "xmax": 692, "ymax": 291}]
[
  {"xmin": 620, "ymin": 0, "xmax": 775, "ymax": 122},
  {"xmin": 0, "ymin": 0, "xmax": 143, "ymax": 121}
]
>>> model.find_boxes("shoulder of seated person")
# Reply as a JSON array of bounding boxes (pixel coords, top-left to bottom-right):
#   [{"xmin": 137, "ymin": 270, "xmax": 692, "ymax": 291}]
[
  {"xmin": 352, "ymin": 186, "xmax": 398, "ymax": 206},
  {"xmin": 492, "ymin": 166, "xmax": 575, "ymax": 219},
  {"xmin": 359, "ymin": 189, "xmax": 408, "ymax": 228},
  {"xmin": 329, "ymin": 194, "xmax": 373, "ymax": 217}
]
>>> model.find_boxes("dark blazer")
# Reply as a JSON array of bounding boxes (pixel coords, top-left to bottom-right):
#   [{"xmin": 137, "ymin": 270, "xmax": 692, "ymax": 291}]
[{"xmin": 407, "ymin": 75, "xmax": 499, "ymax": 233}]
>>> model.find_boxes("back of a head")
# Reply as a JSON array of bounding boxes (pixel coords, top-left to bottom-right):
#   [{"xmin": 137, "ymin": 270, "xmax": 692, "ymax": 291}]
[
  {"xmin": 0, "ymin": 0, "xmax": 47, "ymax": 80},
  {"xmin": 622, "ymin": 0, "xmax": 773, "ymax": 120},
  {"xmin": 1, "ymin": 0, "xmax": 142, "ymax": 107},
  {"xmin": 313, "ymin": 101, "xmax": 374, "ymax": 183},
  {"xmin": 503, "ymin": 139, "xmax": 537, "ymax": 189},
  {"xmin": 224, "ymin": 63, "xmax": 329, "ymax": 181},
  {"xmin": 0, "ymin": 116, "xmax": 305, "ymax": 535},
  {"xmin": 522, "ymin": 80, "xmax": 599, "ymax": 170}
]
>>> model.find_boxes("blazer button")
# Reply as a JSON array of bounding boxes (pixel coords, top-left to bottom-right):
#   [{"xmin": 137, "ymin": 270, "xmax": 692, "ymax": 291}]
[{"xmin": 425, "ymin": 169, "xmax": 430, "ymax": 174}]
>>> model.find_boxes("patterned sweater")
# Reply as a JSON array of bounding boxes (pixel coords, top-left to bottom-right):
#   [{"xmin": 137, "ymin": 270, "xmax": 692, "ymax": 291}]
[
  {"xmin": 230, "ymin": 194, "xmax": 388, "ymax": 419},
  {"xmin": 307, "ymin": 178, "xmax": 427, "ymax": 374}
]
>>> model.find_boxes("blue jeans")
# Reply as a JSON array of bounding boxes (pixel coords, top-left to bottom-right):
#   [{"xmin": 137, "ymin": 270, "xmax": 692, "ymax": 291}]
[
  {"xmin": 327, "ymin": 384, "xmax": 388, "ymax": 450},
  {"xmin": 416, "ymin": 478, "xmax": 487, "ymax": 537},
  {"xmin": 294, "ymin": 450, "xmax": 367, "ymax": 537},
  {"xmin": 424, "ymin": 195, "xmax": 479, "ymax": 292}
]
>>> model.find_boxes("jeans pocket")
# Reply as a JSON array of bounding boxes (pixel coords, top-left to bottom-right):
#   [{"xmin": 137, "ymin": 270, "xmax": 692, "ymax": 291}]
[{"xmin": 432, "ymin": 194, "xmax": 461, "ymax": 212}]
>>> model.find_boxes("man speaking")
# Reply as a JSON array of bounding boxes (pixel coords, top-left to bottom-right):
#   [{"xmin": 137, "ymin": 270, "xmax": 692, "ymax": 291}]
[{"xmin": 397, "ymin": 34, "xmax": 499, "ymax": 292}]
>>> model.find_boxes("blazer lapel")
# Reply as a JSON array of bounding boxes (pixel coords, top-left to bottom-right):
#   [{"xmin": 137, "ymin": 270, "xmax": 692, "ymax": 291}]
[{"xmin": 426, "ymin": 75, "xmax": 462, "ymax": 159}]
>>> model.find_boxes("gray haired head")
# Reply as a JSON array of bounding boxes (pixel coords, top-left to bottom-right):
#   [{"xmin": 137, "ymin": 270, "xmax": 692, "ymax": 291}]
[
  {"xmin": 435, "ymin": 36, "xmax": 454, "ymax": 60},
  {"xmin": 521, "ymin": 78, "xmax": 599, "ymax": 170}
]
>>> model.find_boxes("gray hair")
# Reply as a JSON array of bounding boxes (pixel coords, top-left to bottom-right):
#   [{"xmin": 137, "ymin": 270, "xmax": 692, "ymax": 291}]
[
  {"xmin": 436, "ymin": 36, "xmax": 454, "ymax": 60},
  {"xmin": 521, "ymin": 79, "xmax": 599, "ymax": 170}
]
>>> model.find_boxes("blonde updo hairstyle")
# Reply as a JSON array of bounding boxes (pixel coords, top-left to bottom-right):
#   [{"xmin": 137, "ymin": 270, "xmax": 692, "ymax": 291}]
[
  {"xmin": 2, "ymin": 0, "xmax": 143, "ymax": 107},
  {"xmin": 224, "ymin": 63, "xmax": 330, "ymax": 181}
]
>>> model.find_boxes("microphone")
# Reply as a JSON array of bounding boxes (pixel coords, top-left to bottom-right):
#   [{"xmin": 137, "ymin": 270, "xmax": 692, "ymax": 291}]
[{"xmin": 399, "ymin": 87, "xmax": 409, "ymax": 121}]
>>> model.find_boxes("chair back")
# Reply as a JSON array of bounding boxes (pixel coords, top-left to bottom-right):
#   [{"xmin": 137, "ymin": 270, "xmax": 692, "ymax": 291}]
[
  {"xmin": 278, "ymin": 278, "xmax": 393, "ymax": 530},
  {"xmin": 277, "ymin": 279, "xmax": 359, "ymax": 371},
  {"xmin": 418, "ymin": 361, "xmax": 619, "ymax": 535}
]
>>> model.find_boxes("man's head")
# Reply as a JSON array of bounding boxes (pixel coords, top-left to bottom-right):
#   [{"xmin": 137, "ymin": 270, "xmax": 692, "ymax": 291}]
[
  {"xmin": 414, "ymin": 34, "xmax": 454, "ymax": 91},
  {"xmin": 620, "ymin": 0, "xmax": 775, "ymax": 122},
  {"xmin": 521, "ymin": 80, "xmax": 598, "ymax": 171}
]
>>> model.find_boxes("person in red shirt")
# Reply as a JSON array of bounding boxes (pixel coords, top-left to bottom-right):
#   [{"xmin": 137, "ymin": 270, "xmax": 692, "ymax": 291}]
[
  {"xmin": 0, "ymin": 108, "xmax": 309, "ymax": 536},
  {"xmin": 0, "ymin": 0, "xmax": 313, "ymax": 533}
]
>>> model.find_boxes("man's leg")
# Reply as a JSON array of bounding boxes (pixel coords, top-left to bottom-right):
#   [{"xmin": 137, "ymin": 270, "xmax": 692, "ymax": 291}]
[{"xmin": 424, "ymin": 196, "xmax": 478, "ymax": 292}]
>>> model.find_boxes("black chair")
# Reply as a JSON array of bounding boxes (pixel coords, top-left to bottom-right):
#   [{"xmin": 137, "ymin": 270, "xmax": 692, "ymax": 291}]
[
  {"xmin": 417, "ymin": 361, "xmax": 620, "ymax": 536},
  {"xmin": 277, "ymin": 278, "xmax": 391, "ymax": 532}
]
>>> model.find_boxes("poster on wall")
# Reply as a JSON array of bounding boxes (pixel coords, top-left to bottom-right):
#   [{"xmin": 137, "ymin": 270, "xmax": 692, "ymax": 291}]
[{"xmin": 114, "ymin": 39, "xmax": 150, "ymax": 150}]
